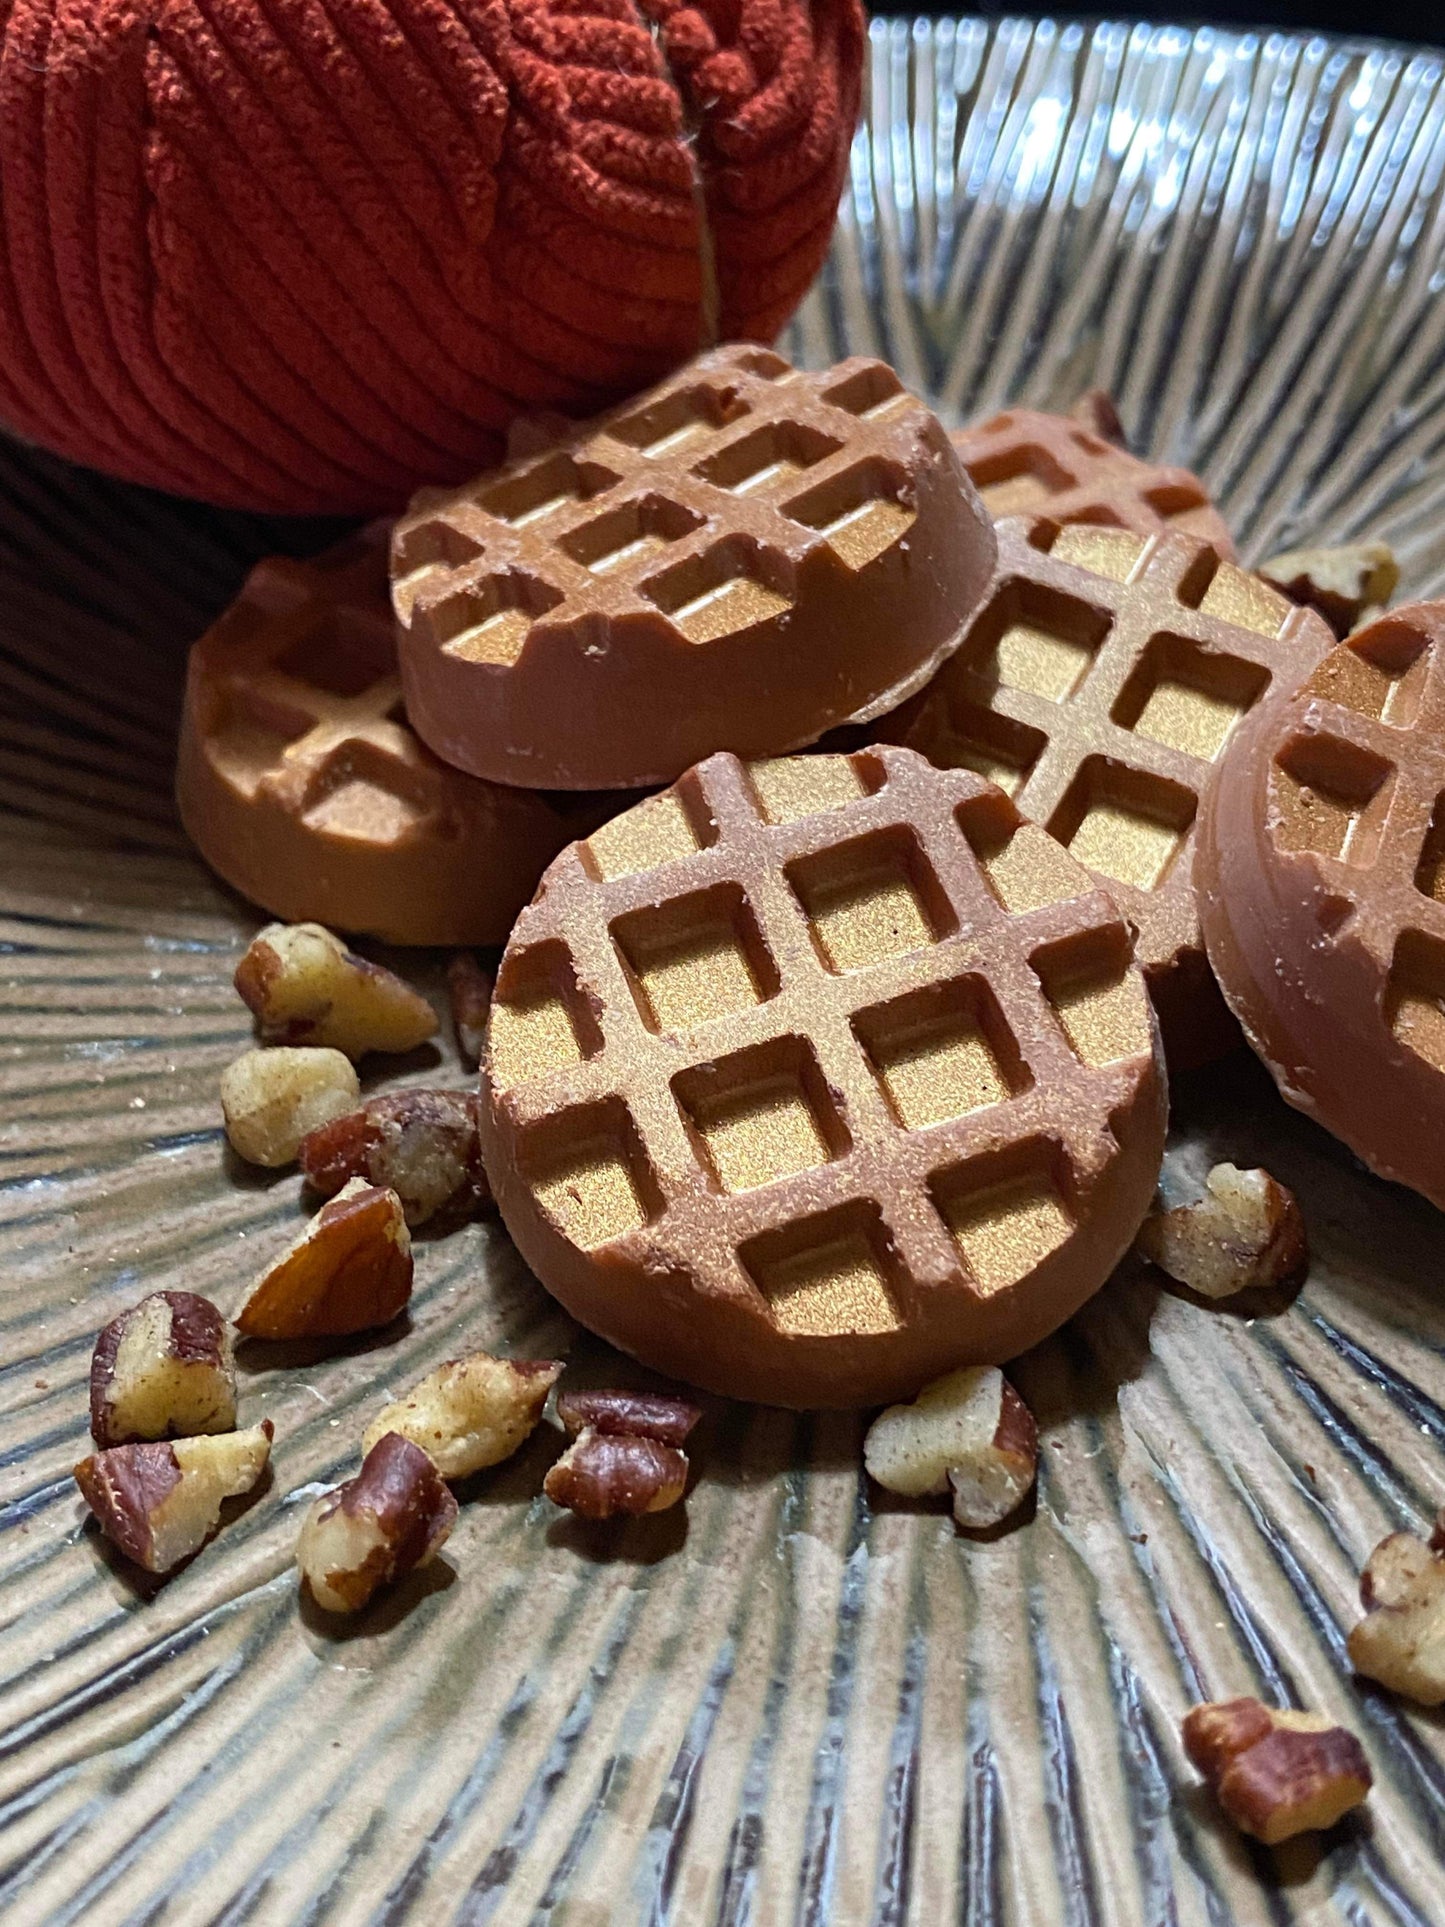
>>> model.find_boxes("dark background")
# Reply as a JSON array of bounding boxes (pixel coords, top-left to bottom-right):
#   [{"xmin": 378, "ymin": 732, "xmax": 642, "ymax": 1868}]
[{"xmin": 910, "ymin": 4, "xmax": 1441, "ymax": 46}]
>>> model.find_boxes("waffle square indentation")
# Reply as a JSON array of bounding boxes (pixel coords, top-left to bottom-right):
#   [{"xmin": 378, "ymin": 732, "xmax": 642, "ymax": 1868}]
[
  {"xmin": 607, "ymin": 383, "xmax": 751, "ymax": 455},
  {"xmin": 475, "ymin": 450, "xmax": 620, "ymax": 529},
  {"xmin": 1049, "ymin": 525, "xmax": 1148, "ymax": 583},
  {"xmin": 434, "ymin": 571, "xmax": 564, "ymax": 667},
  {"xmin": 1051, "ymin": 760, "xmax": 1196, "ymax": 892},
  {"xmin": 788, "ymin": 828, "xmax": 951, "ymax": 974},
  {"xmin": 1112, "ymin": 634, "xmax": 1269, "ymax": 762},
  {"xmin": 673, "ymin": 1037, "xmax": 846, "ymax": 1193},
  {"xmin": 852, "ymin": 976, "xmax": 1026, "ymax": 1130},
  {"xmin": 488, "ymin": 942, "xmax": 597, "ymax": 1088},
  {"xmin": 1193, "ymin": 558, "xmax": 1290, "ymax": 637},
  {"xmin": 748, "ymin": 754, "xmax": 869, "ymax": 826},
  {"xmin": 930, "ymin": 1146, "xmax": 1074, "ymax": 1296},
  {"xmin": 1304, "ymin": 619, "xmax": 1433, "ymax": 729},
  {"xmin": 524, "ymin": 1100, "xmax": 660, "ymax": 1250},
  {"xmin": 783, "ymin": 461, "xmax": 917, "ymax": 569},
  {"xmin": 585, "ymin": 791, "xmax": 702, "ymax": 881},
  {"xmin": 643, "ymin": 540, "xmax": 793, "ymax": 645},
  {"xmin": 1270, "ymin": 734, "xmax": 1394, "ymax": 866},
  {"xmin": 967, "ymin": 582, "xmax": 1112, "ymax": 704},
  {"xmin": 557, "ymin": 495, "xmax": 703, "ymax": 575},
  {"xmin": 1386, "ymin": 930, "xmax": 1445, "ymax": 1074},
  {"xmin": 742, "ymin": 1202, "xmax": 900, "ymax": 1336},
  {"xmin": 612, "ymin": 884, "xmax": 777, "ymax": 1034},
  {"xmin": 693, "ymin": 421, "xmax": 841, "ymax": 495},
  {"xmin": 1031, "ymin": 927, "xmax": 1153, "ymax": 1068}
]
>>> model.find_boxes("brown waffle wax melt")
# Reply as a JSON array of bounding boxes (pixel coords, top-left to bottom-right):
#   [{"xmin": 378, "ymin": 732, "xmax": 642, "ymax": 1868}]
[
  {"xmin": 880, "ymin": 519, "xmax": 1335, "ymax": 1066},
  {"xmin": 477, "ymin": 746, "xmax": 1167, "ymax": 1408},
  {"xmin": 952, "ymin": 406, "xmax": 1233, "ymax": 554},
  {"xmin": 1197, "ymin": 603, "xmax": 1445, "ymax": 1210},
  {"xmin": 176, "ymin": 528, "xmax": 605, "ymax": 946},
  {"xmin": 391, "ymin": 348, "xmax": 996, "ymax": 790}
]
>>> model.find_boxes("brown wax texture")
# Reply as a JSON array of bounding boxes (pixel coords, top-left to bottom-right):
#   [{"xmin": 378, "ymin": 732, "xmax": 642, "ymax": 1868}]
[
  {"xmin": 879, "ymin": 519, "xmax": 1335, "ymax": 1069},
  {"xmin": 176, "ymin": 526, "xmax": 611, "ymax": 946},
  {"xmin": 478, "ymin": 746, "xmax": 1168, "ymax": 1409},
  {"xmin": 391, "ymin": 347, "xmax": 997, "ymax": 791},
  {"xmin": 952, "ymin": 406, "xmax": 1234, "ymax": 555},
  {"xmin": 1197, "ymin": 601, "xmax": 1445, "ymax": 1211}
]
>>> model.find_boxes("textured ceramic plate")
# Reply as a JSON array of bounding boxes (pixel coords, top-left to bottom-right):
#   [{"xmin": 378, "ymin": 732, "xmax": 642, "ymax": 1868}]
[{"xmin": 4, "ymin": 17, "xmax": 1445, "ymax": 1925}]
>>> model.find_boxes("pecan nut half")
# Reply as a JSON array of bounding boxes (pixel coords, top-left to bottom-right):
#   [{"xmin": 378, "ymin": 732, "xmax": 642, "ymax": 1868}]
[
  {"xmin": 1348, "ymin": 1515, "xmax": 1445, "ymax": 1705},
  {"xmin": 221, "ymin": 1046, "xmax": 359, "ymax": 1168},
  {"xmin": 1136, "ymin": 1163, "xmax": 1308, "ymax": 1300},
  {"xmin": 543, "ymin": 1431, "xmax": 689, "ymax": 1520},
  {"xmin": 864, "ymin": 1365, "xmax": 1038, "ymax": 1530}
]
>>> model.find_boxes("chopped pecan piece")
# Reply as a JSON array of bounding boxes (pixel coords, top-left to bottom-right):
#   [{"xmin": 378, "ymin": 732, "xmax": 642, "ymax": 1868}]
[
  {"xmin": 554, "ymin": 1389, "xmax": 701, "ymax": 1448},
  {"xmin": 1257, "ymin": 542, "xmax": 1399, "ymax": 640},
  {"xmin": 447, "ymin": 953, "xmax": 494, "ymax": 1069},
  {"xmin": 90, "ymin": 1291, "xmax": 236, "ymax": 1448},
  {"xmin": 362, "ymin": 1352, "xmax": 563, "ymax": 1479},
  {"xmin": 864, "ymin": 1366, "xmax": 1038, "ymax": 1530},
  {"xmin": 235, "ymin": 1178, "xmax": 412, "ymax": 1339},
  {"xmin": 298, "ymin": 1088, "xmax": 488, "ymax": 1225},
  {"xmin": 235, "ymin": 922, "xmax": 438, "ymax": 1059},
  {"xmin": 296, "ymin": 1432, "xmax": 457, "ymax": 1613},
  {"xmin": 74, "ymin": 1421, "xmax": 273, "ymax": 1573},
  {"xmin": 544, "ymin": 1388, "xmax": 700, "ymax": 1519},
  {"xmin": 1348, "ymin": 1514, "xmax": 1445, "ymax": 1704},
  {"xmin": 221, "ymin": 1046, "xmax": 359, "ymax": 1167},
  {"xmin": 544, "ymin": 1431, "xmax": 689, "ymax": 1520},
  {"xmin": 1181, "ymin": 1698, "xmax": 1372, "ymax": 1843},
  {"xmin": 1136, "ymin": 1163, "xmax": 1307, "ymax": 1300}
]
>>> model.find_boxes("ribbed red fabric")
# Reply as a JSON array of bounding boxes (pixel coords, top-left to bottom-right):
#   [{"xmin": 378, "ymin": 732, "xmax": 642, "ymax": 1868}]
[{"xmin": 0, "ymin": 0, "xmax": 862, "ymax": 511}]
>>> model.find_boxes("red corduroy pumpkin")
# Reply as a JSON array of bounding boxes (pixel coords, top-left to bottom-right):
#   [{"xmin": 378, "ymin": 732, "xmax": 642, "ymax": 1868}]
[{"xmin": 0, "ymin": 0, "xmax": 863, "ymax": 513}]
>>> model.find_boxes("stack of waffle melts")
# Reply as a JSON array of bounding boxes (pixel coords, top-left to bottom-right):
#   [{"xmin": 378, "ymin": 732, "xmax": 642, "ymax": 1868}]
[{"xmin": 179, "ymin": 347, "xmax": 1439, "ymax": 1408}]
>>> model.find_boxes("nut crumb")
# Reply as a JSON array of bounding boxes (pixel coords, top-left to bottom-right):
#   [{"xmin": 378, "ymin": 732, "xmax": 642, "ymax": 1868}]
[
  {"xmin": 447, "ymin": 954, "xmax": 494, "ymax": 1068},
  {"xmin": 235, "ymin": 922, "xmax": 438, "ymax": 1059},
  {"xmin": 1181, "ymin": 1697, "xmax": 1371, "ymax": 1843},
  {"xmin": 1257, "ymin": 542, "xmax": 1399, "ymax": 640},
  {"xmin": 1136, "ymin": 1163, "xmax": 1307, "ymax": 1300}
]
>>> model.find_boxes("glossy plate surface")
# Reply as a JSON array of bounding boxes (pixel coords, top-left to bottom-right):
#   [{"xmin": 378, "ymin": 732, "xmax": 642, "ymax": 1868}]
[{"xmin": 4, "ymin": 18, "xmax": 1445, "ymax": 1924}]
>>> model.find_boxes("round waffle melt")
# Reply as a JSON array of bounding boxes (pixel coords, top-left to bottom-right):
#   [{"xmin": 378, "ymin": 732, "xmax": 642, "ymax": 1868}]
[
  {"xmin": 1198, "ymin": 603, "xmax": 1445, "ymax": 1211},
  {"xmin": 390, "ymin": 347, "xmax": 997, "ymax": 790},
  {"xmin": 881, "ymin": 519, "xmax": 1336, "ymax": 1067},
  {"xmin": 478, "ymin": 746, "xmax": 1167, "ymax": 1408},
  {"xmin": 952, "ymin": 406, "xmax": 1234, "ymax": 554},
  {"xmin": 176, "ymin": 529, "xmax": 603, "ymax": 946}
]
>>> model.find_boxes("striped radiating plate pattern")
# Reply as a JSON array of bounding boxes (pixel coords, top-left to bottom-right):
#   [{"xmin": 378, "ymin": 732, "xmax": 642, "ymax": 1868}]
[{"xmin": 4, "ymin": 18, "xmax": 1445, "ymax": 1923}]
